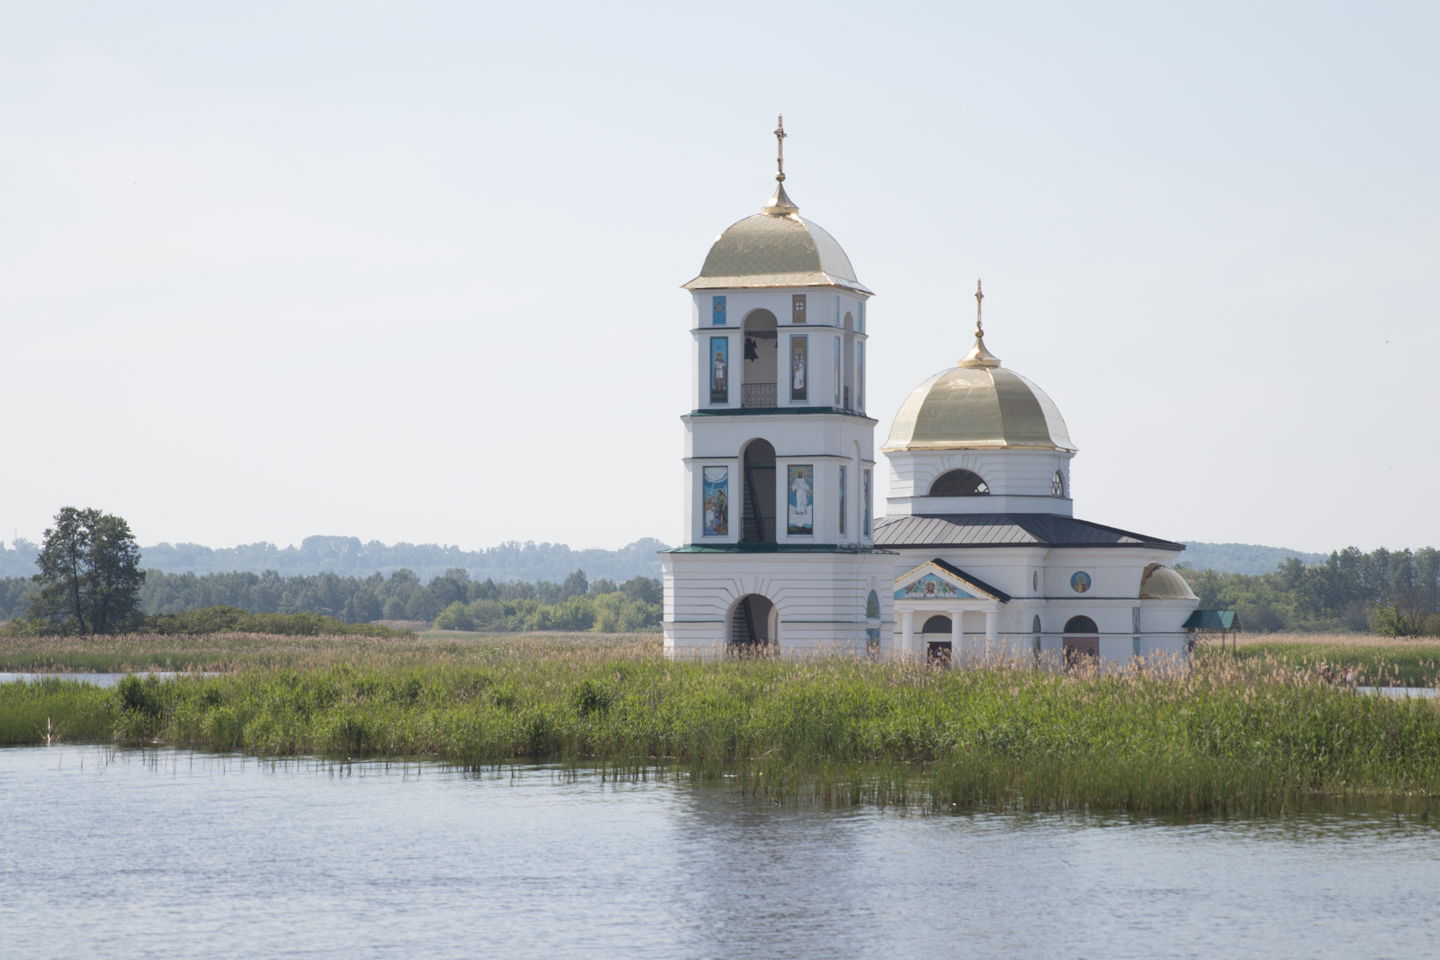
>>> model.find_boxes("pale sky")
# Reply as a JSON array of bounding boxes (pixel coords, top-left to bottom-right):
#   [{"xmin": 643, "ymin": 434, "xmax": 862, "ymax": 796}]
[{"xmin": 3, "ymin": 2, "xmax": 1437, "ymax": 556}]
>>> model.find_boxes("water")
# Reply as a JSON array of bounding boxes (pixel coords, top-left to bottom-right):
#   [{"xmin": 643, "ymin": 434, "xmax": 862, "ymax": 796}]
[
  {"xmin": 0, "ymin": 672, "xmax": 218, "ymax": 687},
  {"xmin": 2, "ymin": 747, "xmax": 1438, "ymax": 959}
]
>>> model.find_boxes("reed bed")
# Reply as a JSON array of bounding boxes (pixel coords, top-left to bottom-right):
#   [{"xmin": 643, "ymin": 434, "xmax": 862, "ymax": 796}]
[
  {"xmin": 1202, "ymin": 632, "xmax": 1440, "ymax": 687},
  {"xmin": 4, "ymin": 635, "xmax": 1440, "ymax": 815}
]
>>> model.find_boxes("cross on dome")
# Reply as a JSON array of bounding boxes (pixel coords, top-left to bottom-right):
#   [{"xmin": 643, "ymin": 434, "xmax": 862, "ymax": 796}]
[
  {"xmin": 960, "ymin": 279, "xmax": 1001, "ymax": 368},
  {"xmin": 774, "ymin": 114, "xmax": 787, "ymax": 183}
]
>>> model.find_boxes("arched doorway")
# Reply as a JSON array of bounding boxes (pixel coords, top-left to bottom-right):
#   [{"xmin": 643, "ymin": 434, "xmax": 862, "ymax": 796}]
[
  {"xmin": 923, "ymin": 614, "xmax": 952, "ymax": 665},
  {"xmin": 742, "ymin": 309, "xmax": 778, "ymax": 408},
  {"xmin": 731, "ymin": 594, "xmax": 775, "ymax": 651},
  {"xmin": 1063, "ymin": 615, "xmax": 1098, "ymax": 669},
  {"xmin": 741, "ymin": 439, "xmax": 776, "ymax": 543}
]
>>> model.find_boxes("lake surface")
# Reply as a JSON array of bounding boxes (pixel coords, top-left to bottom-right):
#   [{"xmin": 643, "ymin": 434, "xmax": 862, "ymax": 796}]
[{"xmin": 2, "ymin": 746, "xmax": 1438, "ymax": 960}]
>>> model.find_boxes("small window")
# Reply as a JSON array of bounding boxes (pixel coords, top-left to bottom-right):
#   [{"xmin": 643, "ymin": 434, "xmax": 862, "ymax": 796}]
[
  {"xmin": 1064, "ymin": 615, "xmax": 1098, "ymax": 634},
  {"xmin": 930, "ymin": 469, "xmax": 989, "ymax": 496},
  {"xmin": 922, "ymin": 615, "xmax": 953, "ymax": 633},
  {"xmin": 866, "ymin": 590, "xmax": 880, "ymax": 619},
  {"xmin": 1052, "ymin": 470, "xmax": 1065, "ymax": 497}
]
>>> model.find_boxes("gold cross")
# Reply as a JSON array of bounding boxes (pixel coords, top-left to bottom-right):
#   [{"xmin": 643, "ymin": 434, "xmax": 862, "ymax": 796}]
[
  {"xmin": 774, "ymin": 115, "xmax": 787, "ymax": 182},
  {"xmin": 974, "ymin": 280, "xmax": 984, "ymax": 336}
]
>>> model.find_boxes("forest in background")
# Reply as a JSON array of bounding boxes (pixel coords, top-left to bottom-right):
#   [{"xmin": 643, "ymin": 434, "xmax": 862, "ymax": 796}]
[
  {"xmin": 1176, "ymin": 546, "xmax": 1440, "ymax": 635},
  {"xmin": 0, "ymin": 536, "xmax": 669, "ymax": 583},
  {"xmin": 3, "ymin": 537, "xmax": 1437, "ymax": 635},
  {"xmin": 0, "ymin": 566, "xmax": 663, "ymax": 633}
]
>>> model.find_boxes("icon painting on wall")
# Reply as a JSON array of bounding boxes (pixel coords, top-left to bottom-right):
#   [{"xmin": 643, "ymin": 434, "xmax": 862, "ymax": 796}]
[
  {"xmin": 1070, "ymin": 571, "xmax": 1092, "ymax": 593},
  {"xmin": 790, "ymin": 335, "xmax": 807, "ymax": 401},
  {"xmin": 709, "ymin": 337, "xmax": 728, "ymax": 403},
  {"xmin": 787, "ymin": 464, "xmax": 813, "ymax": 535},
  {"xmin": 712, "ymin": 295, "xmax": 726, "ymax": 325},
  {"xmin": 702, "ymin": 467, "xmax": 728, "ymax": 536}
]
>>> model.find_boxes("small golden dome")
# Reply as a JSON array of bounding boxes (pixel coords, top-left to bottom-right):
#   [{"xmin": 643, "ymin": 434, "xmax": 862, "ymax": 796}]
[
  {"xmin": 1140, "ymin": 564, "xmax": 1199, "ymax": 601},
  {"xmin": 882, "ymin": 345, "xmax": 1076, "ymax": 453}
]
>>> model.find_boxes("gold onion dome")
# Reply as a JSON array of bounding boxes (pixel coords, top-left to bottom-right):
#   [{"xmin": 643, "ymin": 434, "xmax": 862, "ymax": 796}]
[
  {"xmin": 882, "ymin": 282, "xmax": 1076, "ymax": 453},
  {"xmin": 683, "ymin": 115, "xmax": 871, "ymax": 295}
]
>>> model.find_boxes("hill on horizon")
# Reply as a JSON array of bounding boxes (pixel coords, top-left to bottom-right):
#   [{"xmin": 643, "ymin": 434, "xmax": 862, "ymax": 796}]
[
  {"xmin": 0, "ymin": 536, "xmax": 673, "ymax": 584},
  {"xmin": 0, "ymin": 535, "xmax": 1340, "ymax": 582},
  {"xmin": 1177, "ymin": 541, "xmax": 1328, "ymax": 576}
]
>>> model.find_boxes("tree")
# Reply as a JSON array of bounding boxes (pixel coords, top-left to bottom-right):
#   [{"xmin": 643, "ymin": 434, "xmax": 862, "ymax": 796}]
[{"xmin": 31, "ymin": 507, "xmax": 146, "ymax": 634}]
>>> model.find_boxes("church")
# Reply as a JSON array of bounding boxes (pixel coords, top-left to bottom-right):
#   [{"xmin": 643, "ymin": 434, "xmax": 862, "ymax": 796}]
[{"xmin": 661, "ymin": 122, "xmax": 1200, "ymax": 666}]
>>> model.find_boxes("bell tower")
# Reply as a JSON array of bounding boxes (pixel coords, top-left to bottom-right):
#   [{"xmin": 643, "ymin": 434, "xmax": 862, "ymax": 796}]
[{"xmin": 660, "ymin": 119, "xmax": 895, "ymax": 657}]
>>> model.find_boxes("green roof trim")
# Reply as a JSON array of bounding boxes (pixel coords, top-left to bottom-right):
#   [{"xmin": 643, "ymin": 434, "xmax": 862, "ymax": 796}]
[
  {"xmin": 666, "ymin": 543, "xmax": 896, "ymax": 555},
  {"xmin": 687, "ymin": 407, "xmax": 877, "ymax": 422},
  {"xmin": 1182, "ymin": 610, "xmax": 1238, "ymax": 630}
]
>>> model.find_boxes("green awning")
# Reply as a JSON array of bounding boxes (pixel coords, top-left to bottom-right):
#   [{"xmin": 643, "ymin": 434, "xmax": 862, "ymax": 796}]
[{"xmin": 1182, "ymin": 610, "xmax": 1238, "ymax": 630}]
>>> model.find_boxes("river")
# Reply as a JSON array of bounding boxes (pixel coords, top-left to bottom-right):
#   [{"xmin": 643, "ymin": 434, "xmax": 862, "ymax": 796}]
[{"xmin": 1, "ymin": 745, "xmax": 1436, "ymax": 959}]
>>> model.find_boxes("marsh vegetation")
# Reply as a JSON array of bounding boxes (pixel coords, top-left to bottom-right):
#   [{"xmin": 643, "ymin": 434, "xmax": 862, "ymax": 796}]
[{"xmin": 3, "ymin": 631, "xmax": 1439, "ymax": 815}]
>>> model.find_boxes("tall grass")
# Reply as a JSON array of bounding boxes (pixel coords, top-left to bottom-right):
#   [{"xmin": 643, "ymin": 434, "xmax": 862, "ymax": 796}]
[
  {"xmin": 1204, "ymin": 632, "xmax": 1440, "ymax": 687},
  {"xmin": 4, "ymin": 637, "xmax": 1440, "ymax": 814}
]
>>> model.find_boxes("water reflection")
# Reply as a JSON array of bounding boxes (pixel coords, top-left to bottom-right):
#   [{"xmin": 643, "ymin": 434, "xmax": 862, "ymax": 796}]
[{"xmin": 1, "ymin": 746, "xmax": 1437, "ymax": 960}]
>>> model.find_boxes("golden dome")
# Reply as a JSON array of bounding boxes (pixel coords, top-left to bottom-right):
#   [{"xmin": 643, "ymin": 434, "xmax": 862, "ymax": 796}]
[
  {"xmin": 682, "ymin": 183, "xmax": 872, "ymax": 295},
  {"xmin": 1140, "ymin": 564, "xmax": 1199, "ymax": 601},
  {"xmin": 882, "ymin": 331, "xmax": 1076, "ymax": 453}
]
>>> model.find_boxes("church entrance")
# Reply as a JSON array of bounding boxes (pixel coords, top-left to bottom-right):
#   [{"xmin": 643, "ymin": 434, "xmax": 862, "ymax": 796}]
[
  {"xmin": 922, "ymin": 615, "xmax": 953, "ymax": 666},
  {"xmin": 730, "ymin": 594, "xmax": 775, "ymax": 651},
  {"xmin": 741, "ymin": 439, "xmax": 776, "ymax": 543},
  {"xmin": 1063, "ymin": 616, "xmax": 1099, "ymax": 670}
]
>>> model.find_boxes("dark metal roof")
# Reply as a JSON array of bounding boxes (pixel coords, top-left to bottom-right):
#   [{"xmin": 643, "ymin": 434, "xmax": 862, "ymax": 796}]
[
  {"xmin": 926, "ymin": 558, "xmax": 1013, "ymax": 602},
  {"xmin": 873, "ymin": 514, "xmax": 1184, "ymax": 551},
  {"xmin": 1182, "ymin": 610, "xmax": 1239, "ymax": 630}
]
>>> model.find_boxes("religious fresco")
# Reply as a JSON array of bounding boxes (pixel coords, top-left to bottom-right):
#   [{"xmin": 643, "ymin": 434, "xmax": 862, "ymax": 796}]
[
  {"xmin": 786, "ymin": 464, "xmax": 813, "ymax": 535},
  {"xmin": 895, "ymin": 573, "xmax": 974, "ymax": 601},
  {"xmin": 866, "ymin": 590, "xmax": 880, "ymax": 619},
  {"xmin": 709, "ymin": 336, "xmax": 728, "ymax": 403},
  {"xmin": 862, "ymin": 468, "xmax": 871, "ymax": 536},
  {"xmin": 789, "ymin": 335, "xmax": 807, "ymax": 401},
  {"xmin": 702, "ymin": 466, "xmax": 728, "ymax": 537},
  {"xmin": 711, "ymin": 295, "xmax": 726, "ymax": 325},
  {"xmin": 833, "ymin": 336, "xmax": 841, "ymax": 405},
  {"xmin": 838, "ymin": 466, "xmax": 847, "ymax": 535},
  {"xmin": 791, "ymin": 293, "xmax": 806, "ymax": 324},
  {"xmin": 1070, "ymin": 571, "xmax": 1092, "ymax": 593}
]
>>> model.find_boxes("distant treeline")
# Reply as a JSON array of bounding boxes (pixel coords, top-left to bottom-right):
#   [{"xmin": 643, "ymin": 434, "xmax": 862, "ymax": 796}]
[
  {"xmin": 0, "ymin": 536, "xmax": 670, "ymax": 583},
  {"xmin": 0, "ymin": 567, "xmax": 661, "ymax": 633},
  {"xmin": 1178, "ymin": 546, "xmax": 1440, "ymax": 635}
]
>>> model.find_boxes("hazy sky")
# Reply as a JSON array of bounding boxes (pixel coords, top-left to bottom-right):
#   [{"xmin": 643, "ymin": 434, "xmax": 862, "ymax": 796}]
[{"xmin": 3, "ymin": 2, "xmax": 1437, "ymax": 555}]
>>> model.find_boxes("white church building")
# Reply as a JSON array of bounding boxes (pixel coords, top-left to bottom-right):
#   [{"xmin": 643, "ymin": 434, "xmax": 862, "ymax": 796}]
[{"xmin": 661, "ymin": 124, "xmax": 1199, "ymax": 666}]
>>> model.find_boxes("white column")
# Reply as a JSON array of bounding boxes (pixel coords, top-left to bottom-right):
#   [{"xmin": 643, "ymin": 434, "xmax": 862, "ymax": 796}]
[
  {"xmin": 950, "ymin": 608, "xmax": 963, "ymax": 660},
  {"xmin": 985, "ymin": 608, "xmax": 998, "ymax": 643},
  {"xmin": 901, "ymin": 610, "xmax": 914, "ymax": 656}
]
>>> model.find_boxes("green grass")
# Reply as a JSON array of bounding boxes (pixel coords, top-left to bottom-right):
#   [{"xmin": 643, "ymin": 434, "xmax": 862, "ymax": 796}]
[
  {"xmin": 4, "ymin": 633, "xmax": 1440, "ymax": 815},
  {"xmin": 1201, "ymin": 637, "xmax": 1440, "ymax": 688}
]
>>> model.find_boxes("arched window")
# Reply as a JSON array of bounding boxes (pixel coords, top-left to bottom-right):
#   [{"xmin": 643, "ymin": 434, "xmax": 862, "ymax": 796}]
[
  {"xmin": 865, "ymin": 590, "xmax": 880, "ymax": 619},
  {"xmin": 1052, "ymin": 470, "xmax": 1065, "ymax": 497},
  {"xmin": 922, "ymin": 615, "xmax": 953, "ymax": 633},
  {"xmin": 929, "ymin": 469, "xmax": 989, "ymax": 496},
  {"xmin": 1032, "ymin": 615, "xmax": 1042, "ymax": 633},
  {"xmin": 1063, "ymin": 615, "xmax": 1098, "ymax": 634}
]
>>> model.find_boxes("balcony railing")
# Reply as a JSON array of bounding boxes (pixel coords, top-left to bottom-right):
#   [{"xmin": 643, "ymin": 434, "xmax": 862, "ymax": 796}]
[
  {"xmin": 742, "ymin": 382, "xmax": 777, "ymax": 408},
  {"xmin": 740, "ymin": 518, "xmax": 776, "ymax": 543}
]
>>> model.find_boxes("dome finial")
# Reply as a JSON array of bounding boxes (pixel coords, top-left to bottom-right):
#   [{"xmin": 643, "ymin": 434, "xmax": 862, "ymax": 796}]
[
  {"xmin": 774, "ymin": 114, "xmax": 787, "ymax": 182},
  {"xmin": 959, "ymin": 278, "xmax": 1002, "ymax": 367},
  {"xmin": 761, "ymin": 115, "xmax": 800, "ymax": 216}
]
